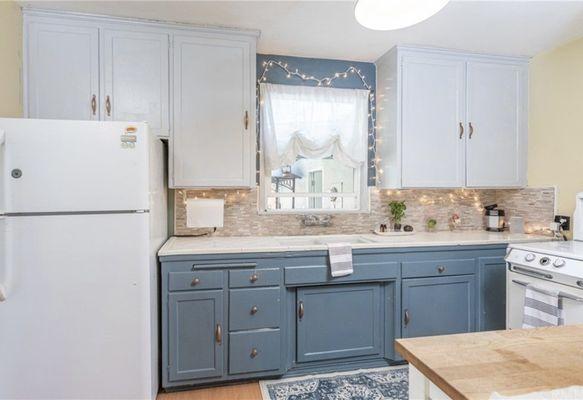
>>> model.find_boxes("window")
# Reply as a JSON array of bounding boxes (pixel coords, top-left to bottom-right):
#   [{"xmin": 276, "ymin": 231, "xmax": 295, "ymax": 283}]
[{"xmin": 259, "ymin": 83, "xmax": 370, "ymax": 212}]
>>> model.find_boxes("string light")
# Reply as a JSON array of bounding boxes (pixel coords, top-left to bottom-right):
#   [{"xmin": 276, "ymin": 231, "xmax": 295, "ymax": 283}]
[{"xmin": 257, "ymin": 59, "xmax": 379, "ymax": 185}]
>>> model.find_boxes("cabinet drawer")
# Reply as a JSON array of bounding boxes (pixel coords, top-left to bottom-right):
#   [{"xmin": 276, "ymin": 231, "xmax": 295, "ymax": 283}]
[
  {"xmin": 229, "ymin": 268, "xmax": 281, "ymax": 288},
  {"xmin": 402, "ymin": 259, "xmax": 475, "ymax": 278},
  {"xmin": 285, "ymin": 262, "xmax": 398, "ymax": 286},
  {"xmin": 168, "ymin": 270, "xmax": 223, "ymax": 291},
  {"xmin": 229, "ymin": 329, "xmax": 281, "ymax": 375},
  {"xmin": 229, "ymin": 288, "xmax": 281, "ymax": 331}
]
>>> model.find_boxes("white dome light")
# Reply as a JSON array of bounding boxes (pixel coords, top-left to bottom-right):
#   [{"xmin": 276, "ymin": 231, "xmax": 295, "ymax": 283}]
[{"xmin": 354, "ymin": 0, "xmax": 450, "ymax": 31}]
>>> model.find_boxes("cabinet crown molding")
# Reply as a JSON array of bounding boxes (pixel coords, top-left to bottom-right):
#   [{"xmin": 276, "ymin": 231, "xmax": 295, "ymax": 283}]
[
  {"xmin": 22, "ymin": 7, "xmax": 261, "ymax": 38},
  {"xmin": 380, "ymin": 45, "xmax": 530, "ymax": 65}
]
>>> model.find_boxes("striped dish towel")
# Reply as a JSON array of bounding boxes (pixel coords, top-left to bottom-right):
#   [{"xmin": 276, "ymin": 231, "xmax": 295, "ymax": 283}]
[
  {"xmin": 327, "ymin": 243, "xmax": 353, "ymax": 277},
  {"xmin": 522, "ymin": 283, "xmax": 565, "ymax": 328}
]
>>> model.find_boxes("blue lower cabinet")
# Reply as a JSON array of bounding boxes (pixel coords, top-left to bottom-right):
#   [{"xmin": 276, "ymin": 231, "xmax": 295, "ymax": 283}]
[
  {"xmin": 229, "ymin": 329, "xmax": 282, "ymax": 374},
  {"xmin": 296, "ymin": 283, "xmax": 382, "ymax": 362},
  {"xmin": 161, "ymin": 244, "xmax": 509, "ymax": 388},
  {"xmin": 402, "ymin": 275, "xmax": 476, "ymax": 338},
  {"xmin": 478, "ymin": 257, "xmax": 507, "ymax": 331},
  {"xmin": 168, "ymin": 290, "xmax": 224, "ymax": 381}
]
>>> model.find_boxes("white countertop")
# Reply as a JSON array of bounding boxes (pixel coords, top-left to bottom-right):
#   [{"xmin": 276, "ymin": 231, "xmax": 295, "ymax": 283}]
[{"xmin": 158, "ymin": 231, "xmax": 552, "ymax": 257}]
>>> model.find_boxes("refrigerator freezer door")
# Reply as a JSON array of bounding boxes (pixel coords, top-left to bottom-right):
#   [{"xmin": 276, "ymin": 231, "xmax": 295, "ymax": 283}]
[
  {"xmin": 0, "ymin": 118, "xmax": 149, "ymax": 213},
  {"xmin": 0, "ymin": 213, "xmax": 155, "ymax": 399}
]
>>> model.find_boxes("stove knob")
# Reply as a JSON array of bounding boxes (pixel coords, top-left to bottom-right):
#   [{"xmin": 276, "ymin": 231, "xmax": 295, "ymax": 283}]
[
  {"xmin": 553, "ymin": 258, "xmax": 566, "ymax": 268},
  {"xmin": 524, "ymin": 253, "xmax": 536, "ymax": 262}
]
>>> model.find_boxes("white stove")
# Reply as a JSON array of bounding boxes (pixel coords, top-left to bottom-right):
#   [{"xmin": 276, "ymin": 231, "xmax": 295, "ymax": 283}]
[{"xmin": 505, "ymin": 193, "xmax": 583, "ymax": 329}]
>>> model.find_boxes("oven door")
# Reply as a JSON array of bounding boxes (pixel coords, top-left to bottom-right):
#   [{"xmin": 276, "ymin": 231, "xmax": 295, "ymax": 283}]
[{"xmin": 507, "ymin": 266, "xmax": 583, "ymax": 329}]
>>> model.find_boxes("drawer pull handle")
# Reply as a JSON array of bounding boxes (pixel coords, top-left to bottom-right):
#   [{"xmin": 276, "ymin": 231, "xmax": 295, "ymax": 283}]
[
  {"xmin": 469, "ymin": 122, "xmax": 474, "ymax": 139},
  {"xmin": 91, "ymin": 94, "xmax": 97, "ymax": 115},
  {"xmin": 191, "ymin": 277, "xmax": 200, "ymax": 286},
  {"xmin": 250, "ymin": 305, "xmax": 259, "ymax": 315},
  {"xmin": 437, "ymin": 266, "xmax": 446, "ymax": 273},
  {"xmin": 215, "ymin": 324, "xmax": 222, "ymax": 345},
  {"xmin": 250, "ymin": 273, "xmax": 259, "ymax": 283},
  {"xmin": 250, "ymin": 348, "xmax": 258, "ymax": 358},
  {"xmin": 404, "ymin": 309, "xmax": 411, "ymax": 326},
  {"xmin": 458, "ymin": 122, "xmax": 464, "ymax": 139},
  {"xmin": 244, "ymin": 111, "xmax": 249, "ymax": 130},
  {"xmin": 298, "ymin": 301, "xmax": 304, "ymax": 319},
  {"xmin": 105, "ymin": 95, "xmax": 112, "ymax": 117}
]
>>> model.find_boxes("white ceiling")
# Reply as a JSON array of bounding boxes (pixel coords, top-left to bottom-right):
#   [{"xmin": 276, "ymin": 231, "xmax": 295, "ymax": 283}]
[{"xmin": 20, "ymin": 0, "xmax": 583, "ymax": 61}]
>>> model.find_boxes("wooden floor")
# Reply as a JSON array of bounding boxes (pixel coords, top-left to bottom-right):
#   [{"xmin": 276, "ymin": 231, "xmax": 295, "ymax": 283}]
[{"xmin": 158, "ymin": 382, "xmax": 262, "ymax": 400}]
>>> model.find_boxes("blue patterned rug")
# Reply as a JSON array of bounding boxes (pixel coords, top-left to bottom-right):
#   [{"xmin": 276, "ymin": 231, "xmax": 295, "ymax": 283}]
[{"xmin": 259, "ymin": 366, "xmax": 408, "ymax": 400}]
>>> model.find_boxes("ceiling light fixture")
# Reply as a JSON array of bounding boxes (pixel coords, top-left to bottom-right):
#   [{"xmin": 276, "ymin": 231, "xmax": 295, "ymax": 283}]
[{"xmin": 354, "ymin": 0, "xmax": 450, "ymax": 31}]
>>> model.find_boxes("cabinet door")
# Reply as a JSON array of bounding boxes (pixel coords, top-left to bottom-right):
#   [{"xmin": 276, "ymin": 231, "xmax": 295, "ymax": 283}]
[
  {"xmin": 402, "ymin": 275, "xmax": 475, "ymax": 338},
  {"xmin": 172, "ymin": 35, "xmax": 254, "ymax": 187},
  {"xmin": 478, "ymin": 257, "xmax": 506, "ymax": 331},
  {"xmin": 297, "ymin": 284, "xmax": 381, "ymax": 362},
  {"xmin": 102, "ymin": 29, "xmax": 170, "ymax": 137},
  {"xmin": 466, "ymin": 61, "xmax": 527, "ymax": 187},
  {"xmin": 401, "ymin": 55, "xmax": 466, "ymax": 188},
  {"xmin": 26, "ymin": 22, "xmax": 99, "ymax": 120},
  {"xmin": 168, "ymin": 290, "xmax": 224, "ymax": 381}
]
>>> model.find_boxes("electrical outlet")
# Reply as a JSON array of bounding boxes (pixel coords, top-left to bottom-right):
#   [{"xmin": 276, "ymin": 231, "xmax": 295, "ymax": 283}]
[{"xmin": 554, "ymin": 215, "xmax": 571, "ymax": 231}]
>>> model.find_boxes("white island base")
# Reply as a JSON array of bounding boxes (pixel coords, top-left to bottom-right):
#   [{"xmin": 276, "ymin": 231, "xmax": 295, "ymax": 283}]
[{"xmin": 409, "ymin": 364, "xmax": 452, "ymax": 400}]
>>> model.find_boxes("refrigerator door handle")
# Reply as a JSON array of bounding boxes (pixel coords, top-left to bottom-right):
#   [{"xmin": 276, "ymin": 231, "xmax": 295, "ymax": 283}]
[
  {"xmin": 0, "ymin": 214, "xmax": 6, "ymax": 302},
  {"xmin": 0, "ymin": 129, "xmax": 6, "ymax": 216}
]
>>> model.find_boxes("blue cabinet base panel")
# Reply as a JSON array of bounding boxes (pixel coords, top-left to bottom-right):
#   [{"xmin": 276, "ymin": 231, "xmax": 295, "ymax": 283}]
[{"xmin": 160, "ymin": 244, "xmax": 508, "ymax": 388}]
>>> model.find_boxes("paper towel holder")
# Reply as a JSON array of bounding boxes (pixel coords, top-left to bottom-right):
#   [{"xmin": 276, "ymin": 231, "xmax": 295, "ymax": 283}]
[{"xmin": 186, "ymin": 198, "xmax": 224, "ymax": 236}]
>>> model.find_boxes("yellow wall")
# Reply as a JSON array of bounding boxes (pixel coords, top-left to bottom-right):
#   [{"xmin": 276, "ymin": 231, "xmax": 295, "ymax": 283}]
[
  {"xmin": 529, "ymin": 37, "xmax": 583, "ymax": 221},
  {"xmin": 0, "ymin": 1, "xmax": 22, "ymax": 117}
]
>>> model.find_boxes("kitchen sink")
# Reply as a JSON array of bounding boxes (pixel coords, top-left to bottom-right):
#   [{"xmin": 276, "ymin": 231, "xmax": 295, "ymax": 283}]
[{"xmin": 277, "ymin": 235, "xmax": 376, "ymax": 246}]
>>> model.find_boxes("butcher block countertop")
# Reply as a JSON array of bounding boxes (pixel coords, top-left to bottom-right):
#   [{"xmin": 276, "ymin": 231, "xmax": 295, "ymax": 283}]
[{"xmin": 396, "ymin": 325, "xmax": 583, "ymax": 399}]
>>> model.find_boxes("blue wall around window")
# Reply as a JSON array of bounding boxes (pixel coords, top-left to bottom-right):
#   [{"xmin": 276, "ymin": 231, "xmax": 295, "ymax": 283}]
[{"xmin": 256, "ymin": 54, "xmax": 377, "ymax": 186}]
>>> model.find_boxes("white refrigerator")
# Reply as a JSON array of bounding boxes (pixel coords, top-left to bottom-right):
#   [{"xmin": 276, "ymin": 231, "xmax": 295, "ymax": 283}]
[{"xmin": 0, "ymin": 118, "xmax": 167, "ymax": 399}]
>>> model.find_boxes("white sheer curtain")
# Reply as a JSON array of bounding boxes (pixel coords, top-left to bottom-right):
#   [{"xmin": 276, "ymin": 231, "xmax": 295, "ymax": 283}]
[{"xmin": 260, "ymin": 83, "xmax": 370, "ymax": 172}]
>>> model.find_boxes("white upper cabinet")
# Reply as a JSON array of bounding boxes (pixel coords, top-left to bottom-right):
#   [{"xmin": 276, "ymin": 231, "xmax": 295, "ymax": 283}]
[
  {"xmin": 26, "ymin": 22, "xmax": 99, "ymax": 120},
  {"xmin": 24, "ymin": 10, "xmax": 259, "ymax": 185},
  {"xmin": 101, "ymin": 29, "xmax": 170, "ymax": 136},
  {"xmin": 376, "ymin": 46, "xmax": 528, "ymax": 189},
  {"xmin": 171, "ymin": 34, "xmax": 256, "ymax": 188},
  {"xmin": 466, "ymin": 61, "xmax": 527, "ymax": 187},
  {"xmin": 401, "ymin": 55, "xmax": 466, "ymax": 188},
  {"xmin": 24, "ymin": 11, "xmax": 171, "ymax": 138}
]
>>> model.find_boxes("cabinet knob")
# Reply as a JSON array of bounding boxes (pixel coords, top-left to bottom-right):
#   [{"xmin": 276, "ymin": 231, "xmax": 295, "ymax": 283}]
[
  {"xmin": 191, "ymin": 277, "xmax": 200, "ymax": 286},
  {"xmin": 437, "ymin": 265, "xmax": 446, "ymax": 273},
  {"xmin": 250, "ymin": 273, "xmax": 259, "ymax": 283},
  {"xmin": 250, "ymin": 348, "xmax": 258, "ymax": 358},
  {"xmin": 250, "ymin": 305, "xmax": 259, "ymax": 315}
]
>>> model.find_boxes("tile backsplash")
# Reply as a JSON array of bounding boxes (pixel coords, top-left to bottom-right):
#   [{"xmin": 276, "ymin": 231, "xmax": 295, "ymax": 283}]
[{"xmin": 174, "ymin": 187, "xmax": 555, "ymax": 237}]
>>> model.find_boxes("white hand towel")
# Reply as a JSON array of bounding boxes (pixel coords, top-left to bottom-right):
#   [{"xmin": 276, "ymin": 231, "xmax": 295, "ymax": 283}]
[
  {"xmin": 522, "ymin": 283, "xmax": 564, "ymax": 329},
  {"xmin": 327, "ymin": 242, "xmax": 353, "ymax": 277}
]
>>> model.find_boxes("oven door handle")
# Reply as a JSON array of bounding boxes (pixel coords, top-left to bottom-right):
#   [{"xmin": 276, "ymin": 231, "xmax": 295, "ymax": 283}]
[
  {"xmin": 511, "ymin": 279, "xmax": 583, "ymax": 303},
  {"xmin": 510, "ymin": 265, "xmax": 553, "ymax": 280}
]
